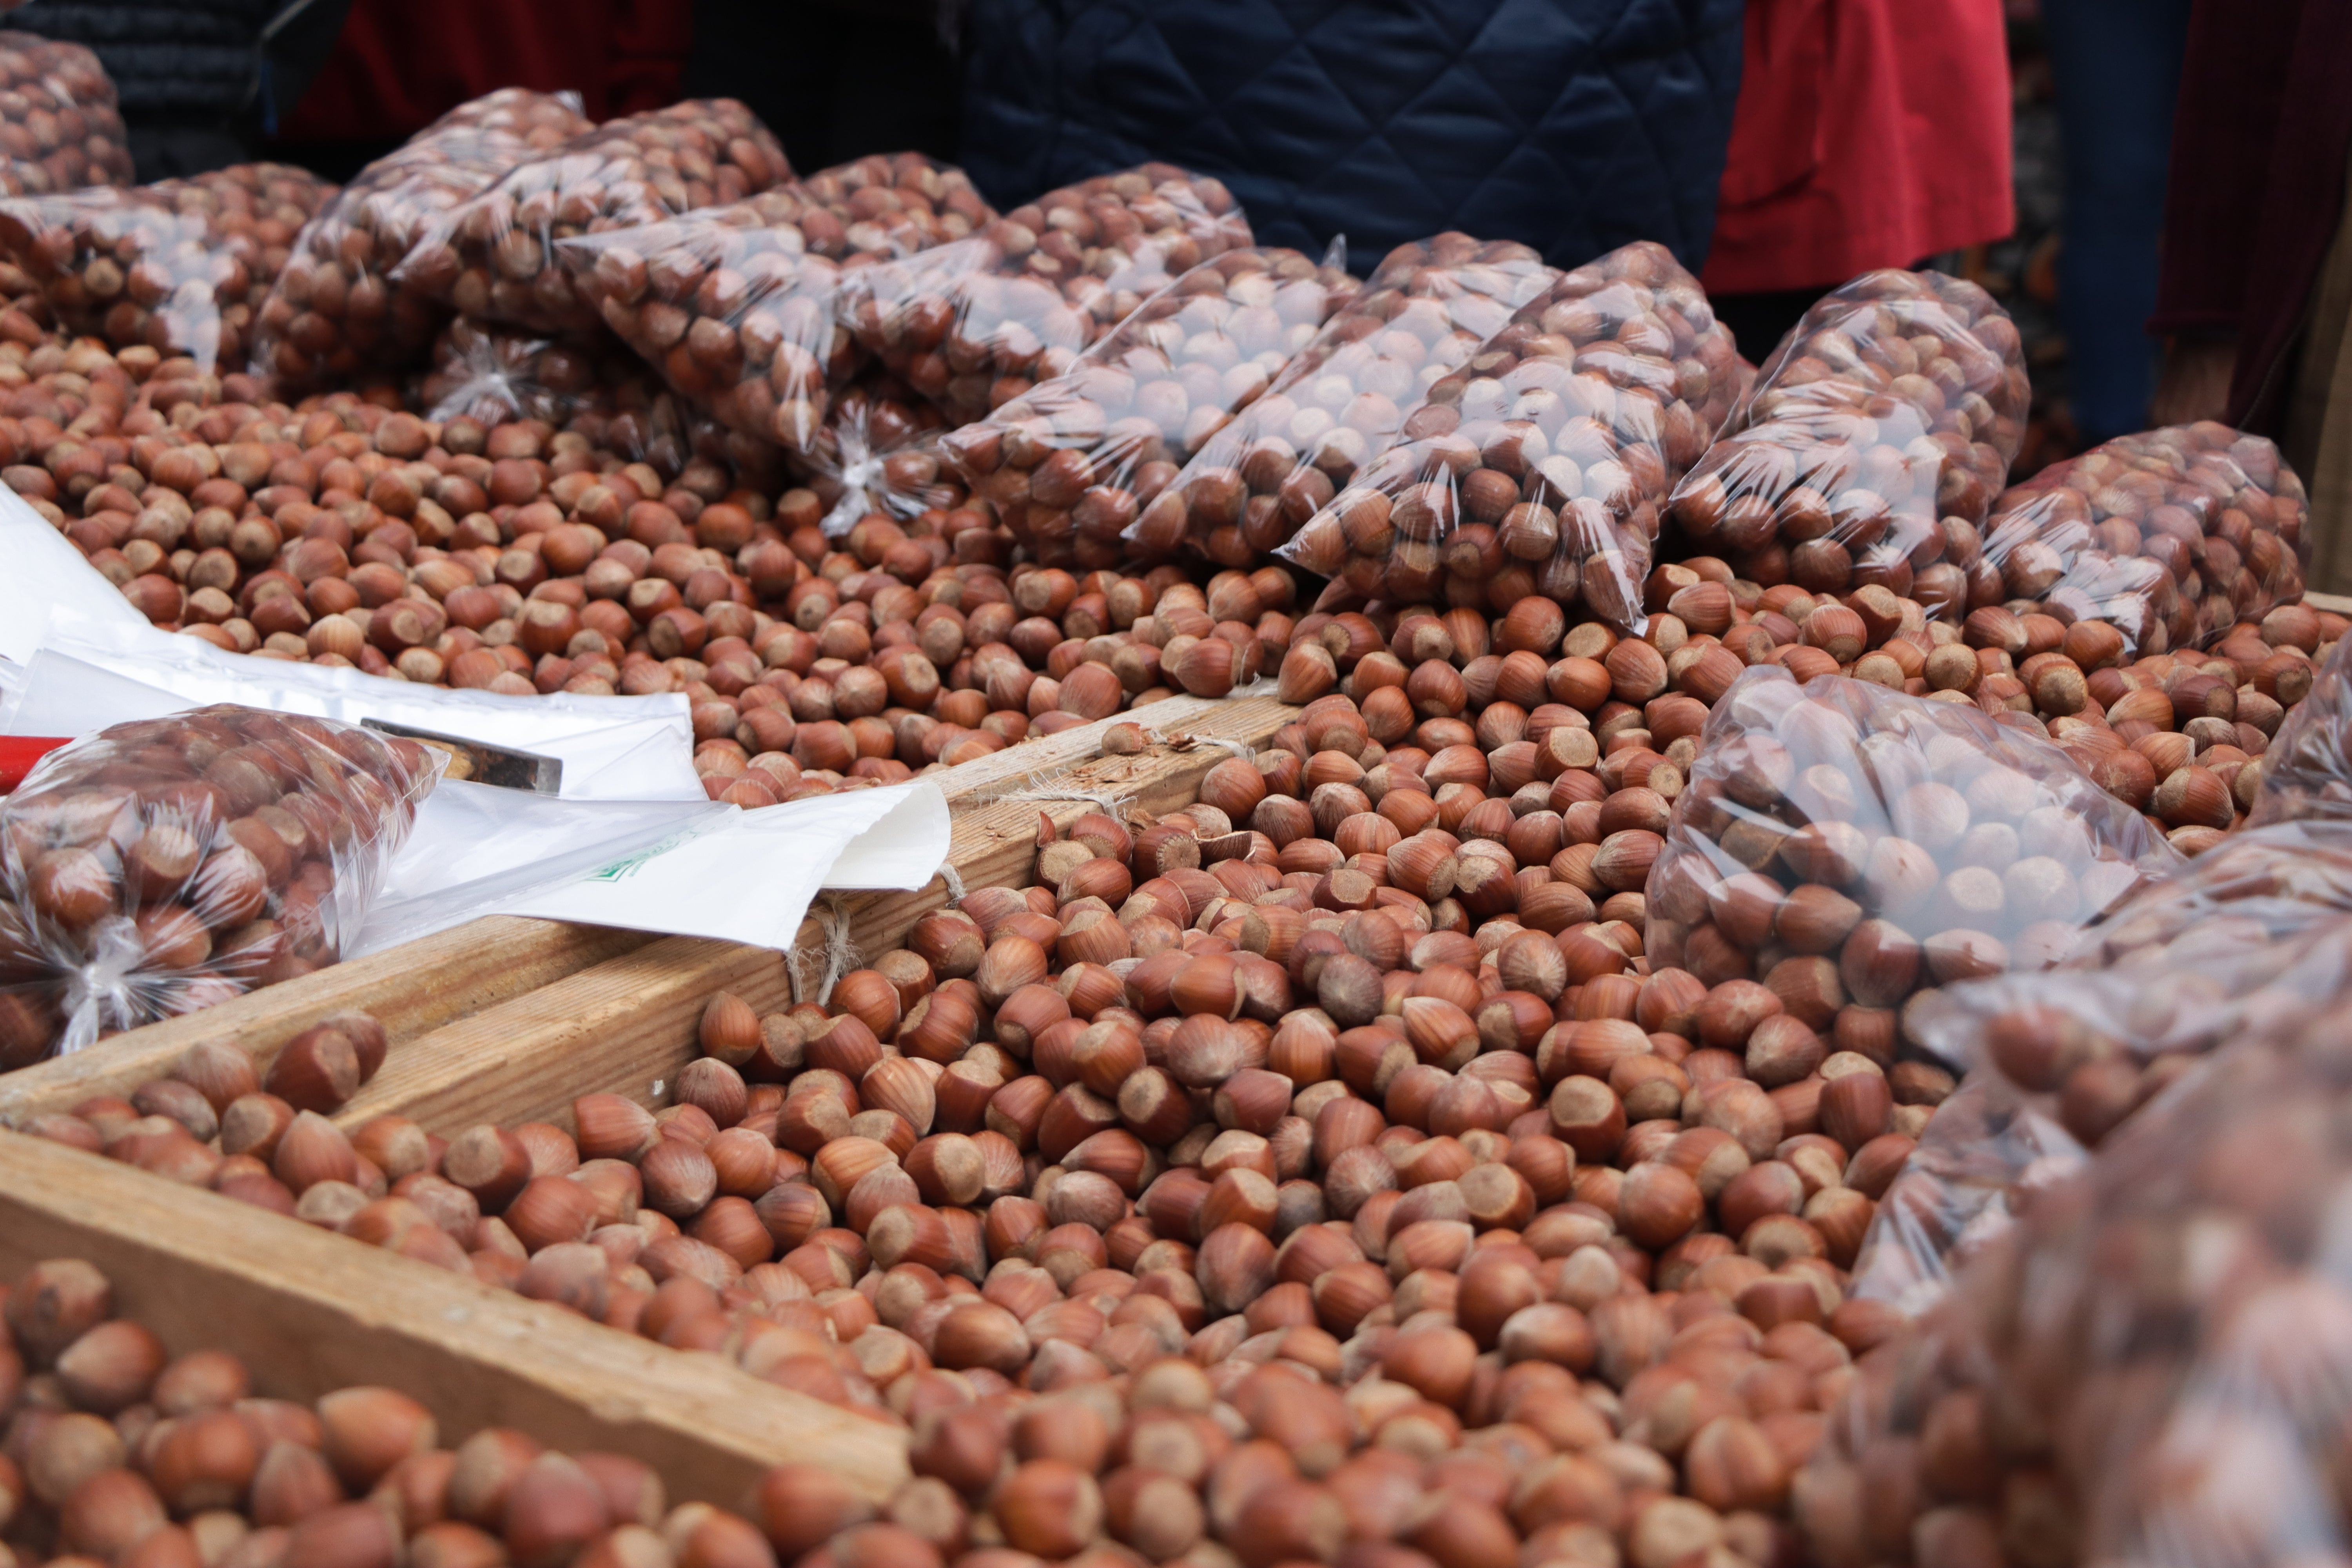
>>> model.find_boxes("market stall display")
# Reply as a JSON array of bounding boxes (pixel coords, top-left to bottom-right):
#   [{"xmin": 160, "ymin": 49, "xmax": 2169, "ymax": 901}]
[{"xmin": 3, "ymin": 48, "xmax": 2352, "ymax": 1560}]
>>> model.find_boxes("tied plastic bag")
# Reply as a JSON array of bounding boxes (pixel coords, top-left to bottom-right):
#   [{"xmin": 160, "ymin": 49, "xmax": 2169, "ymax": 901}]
[
  {"xmin": 798, "ymin": 374, "xmax": 960, "ymax": 537},
  {"xmin": 1274, "ymin": 240, "xmax": 1738, "ymax": 628},
  {"xmin": 2251, "ymin": 630, "xmax": 2352, "ymax": 825},
  {"xmin": 939, "ymin": 244, "xmax": 1359, "ymax": 570},
  {"xmin": 1645, "ymin": 665, "xmax": 2179, "ymax": 1053},
  {"xmin": 392, "ymin": 99, "xmax": 790, "ymax": 337},
  {"xmin": 412, "ymin": 314, "xmax": 610, "ymax": 425},
  {"xmin": 1972, "ymin": 423, "xmax": 2310, "ymax": 656},
  {"xmin": 0, "ymin": 164, "xmax": 337, "ymax": 372},
  {"xmin": 1666, "ymin": 270, "xmax": 2029, "ymax": 620},
  {"xmin": 0, "ymin": 703, "xmax": 438, "ymax": 1067},
  {"xmin": 1127, "ymin": 233, "xmax": 1559, "ymax": 570},
  {"xmin": 556, "ymin": 186, "xmax": 871, "ymax": 457},
  {"xmin": 835, "ymin": 162, "xmax": 1253, "ymax": 428},
  {"xmin": 252, "ymin": 87, "xmax": 592, "ymax": 392},
  {"xmin": 0, "ymin": 33, "xmax": 132, "ymax": 197},
  {"xmin": 1798, "ymin": 1009, "xmax": 2352, "ymax": 1568},
  {"xmin": 1852, "ymin": 822, "xmax": 2352, "ymax": 1313}
]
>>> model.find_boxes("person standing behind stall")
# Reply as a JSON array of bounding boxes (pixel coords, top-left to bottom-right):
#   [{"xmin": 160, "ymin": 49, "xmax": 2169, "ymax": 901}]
[
  {"xmin": 1700, "ymin": 0, "xmax": 2014, "ymax": 362},
  {"xmin": 954, "ymin": 0, "xmax": 1747, "ymax": 276},
  {"xmin": 2146, "ymin": 0, "xmax": 2352, "ymax": 593}
]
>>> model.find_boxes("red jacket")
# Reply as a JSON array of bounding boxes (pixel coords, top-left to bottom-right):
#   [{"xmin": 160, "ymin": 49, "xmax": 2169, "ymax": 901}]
[
  {"xmin": 282, "ymin": 0, "xmax": 691, "ymax": 140},
  {"xmin": 1701, "ymin": 0, "xmax": 2013, "ymax": 295}
]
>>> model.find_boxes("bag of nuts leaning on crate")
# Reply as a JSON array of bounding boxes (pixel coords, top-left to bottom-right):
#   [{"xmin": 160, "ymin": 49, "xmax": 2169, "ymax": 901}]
[
  {"xmin": 249, "ymin": 87, "xmax": 594, "ymax": 394},
  {"xmin": 2249, "ymin": 628, "xmax": 2352, "ymax": 824},
  {"xmin": 0, "ymin": 163, "xmax": 337, "ymax": 374},
  {"xmin": 938, "ymin": 243, "xmax": 1362, "ymax": 568},
  {"xmin": 390, "ymin": 99, "xmax": 793, "ymax": 338},
  {"xmin": 1798, "ymin": 1003, "xmax": 2352, "ymax": 1568},
  {"xmin": 835, "ymin": 163, "xmax": 1256, "ymax": 432},
  {"xmin": 1848, "ymin": 820, "xmax": 2352, "ymax": 1313},
  {"xmin": 1968, "ymin": 423, "xmax": 2311, "ymax": 659},
  {"xmin": 0, "ymin": 706, "xmax": 438, "ymax": 1067},
  {"xmin": 1665, "ymin": 269, "xmax": 2029, "ymax": 622},
  {"xmin": 1272, "ymin": 240, "xmax": 1743, "ymax": 632},
  {"xmin": 1125, "ymin": 232, "xmax": 1560, "ymax": 573}
]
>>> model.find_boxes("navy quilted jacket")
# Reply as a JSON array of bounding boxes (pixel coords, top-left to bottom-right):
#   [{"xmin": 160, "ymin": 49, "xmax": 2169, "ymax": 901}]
[{"xmin": 958, "ymin": 0, "xmax": 1746, "ymax": 276}]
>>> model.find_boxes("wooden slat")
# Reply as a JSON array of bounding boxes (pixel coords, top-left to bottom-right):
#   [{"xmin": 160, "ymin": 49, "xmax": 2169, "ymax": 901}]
[
  {"xmin": 0, "ymin": 690, "xmax": 1259, "ymax": 1126},
  {"xmin": 330, "ymin": 693, "xmax": 1296, "ymax": 1138},
  {"xmin": 0, "ymin": 919, "xmax": 650, "ymax": 1124},
  {"xmin": 2308, "ymin": 591, "xmax": 2352, "ymax": 616},
  {"xmin": 0, "ymin": 1130, "xmax": 910, "ymax": 1506}
]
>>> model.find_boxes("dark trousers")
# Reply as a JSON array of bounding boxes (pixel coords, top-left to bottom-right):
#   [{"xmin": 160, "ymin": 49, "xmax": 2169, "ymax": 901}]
[{"xmin": 2042, "ymin": 0, "xmax": 2192, "ymax": 443}]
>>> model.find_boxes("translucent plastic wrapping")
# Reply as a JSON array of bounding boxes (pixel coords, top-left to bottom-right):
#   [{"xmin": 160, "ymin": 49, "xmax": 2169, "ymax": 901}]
[
  {"xmin": 559, "ymin": 189, "xmax": 861, "ymax": 456},
  {"xmin": 1853, "ymin": 821, "xmax": 2352, "ymax": 1313},
  {"xmin": 1799, "ymin": 1005, "xmax": 2352, "ymax": 1568},
  {"xmin": 0, "ymin": 704, "xmax": 439, "ymax": 1067},
  {"xmin": 2250, "ymin": 630, "xmax": 2352, "ymax": 825},
  {"xmin": 835, "ymin": 162, "xmax": 1253, "ymax": 428},
  {"xmin": 0, "ymin": 163, "xmax": 337, "ymax": 372},
  {"xmin": 937, "ymin": 244, "xmax": 1359, "ymax": 569},
  {"xmin": 392, "ymin": 99, "xmax": 790, "ymax": 337},
  {"xmin": 252, "ymin": 87, "xmax": 592, "ymax": 392},
  {"xmin": 0, "ymin": 33, "xmax": 132, "ymax": 197},
  {"xmin": 793, "ymin": 151, "xmax": 995, "ymax": 257},
  {"xmin": 412, "ymin": 314, "xmax": 609, "ymax": 425},
  {"xmin": 798, "ymin": 374, "xmax": 959, "ymax": 536},
  {"xmin": 1274, "ymin": 240, "xmax": 1739, "ymax": 628},
  {"xmin": 1666, "ymin": 269, "xmax": 2029, "ymax": 619},
  {"xmin": 1644, "ymin": 665, "xmax": 2180, "ymax": 1052},
  {"xmin": 1974, "ymin": 423, "xmax": 2310, "ymax": 655},
  {"xmin": 1127, "ymin": 233, "xmax": 1557, "ymax": 571}
]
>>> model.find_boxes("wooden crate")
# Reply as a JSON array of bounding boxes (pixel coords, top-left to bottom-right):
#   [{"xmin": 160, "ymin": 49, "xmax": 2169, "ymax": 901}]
[{"xmin": 0, "ymin": 689, "xmax": 1296, "ymax": 1503}]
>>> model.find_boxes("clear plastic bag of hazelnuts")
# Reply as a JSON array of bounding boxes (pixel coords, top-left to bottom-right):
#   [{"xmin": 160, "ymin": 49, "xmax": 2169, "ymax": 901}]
[
  {"xmin": 412, "ymin": 314, "xmax": 611, "ymax": 426},
  {"xmin": 2250, "ymin": 631, "xmax": 2352, "ymax": 826},
  {"xmin": 0, "ymin": 705, "xmax": 439, "ymax": 1070},
  {"xmin": 937, "ymin": 243, "xmax": 1360, "ymax": 571},
  {"xmin": 390, "ymin": 98, "xmax": 791, "ymax": 338},
  {"xmin": 834, "ymin": 162, "xmax": 1256, "ymax": 430},
  {"xmin": 1973, "ymin": 422, "xmax": 2310, "ymax": 657},
  {"xmin": 1274, "ymin": 239, "xmax": 1742, "ymax": 631},
  {"xmin": 0, "ymin": 33, "xmax": 134, "ymax": 198},
  {"xmin": 1126, "ymin": 231, "xmax": 1559, "ymax": 571},
  {"xmin": 1798, "ymin": 1013, "xmax": 2352, "ymax": 1568},
  {"xmin": 1666, "ymin": 268, "xmax": 2029, "ymax": 621},
  {"xmin": 1645, "ymin": 663, "xmax": 2180, "ymax": 1063},
  {"xmin": 555, "ymin": 188, "xmax": 866, "ymax": 458},
  {"xmin": 0, "ymin": 162, "xmax": 337, "ymax": 373},
  {"xmin": 1847, "ymin": 820, "xmax": 2352, "ymax": 1313},
  {"xmin": 797, "ymin": 372, "xmax": 962, "ymax": 538},
  {"xmin": 251, "ymin": 87, "xmax": 593, "ymax": 393}
]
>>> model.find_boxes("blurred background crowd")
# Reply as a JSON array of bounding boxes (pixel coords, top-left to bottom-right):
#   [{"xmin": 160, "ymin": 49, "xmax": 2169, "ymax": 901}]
[{"xmin": 0, "ymin": 0, "xmax": 2342, "ymax": 544}]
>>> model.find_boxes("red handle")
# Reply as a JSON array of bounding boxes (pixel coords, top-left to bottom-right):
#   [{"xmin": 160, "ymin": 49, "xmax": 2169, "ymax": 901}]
[{"xmin": 0, "ymin": 737, "xmax": 67, "ymax": 793}]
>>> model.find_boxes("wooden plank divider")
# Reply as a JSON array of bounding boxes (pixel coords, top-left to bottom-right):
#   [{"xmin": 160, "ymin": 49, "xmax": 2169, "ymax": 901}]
[
  {"xmin": 0, "ymin": 690, "xmax": 1287, "ymax": 1130},
  {"xmin": 0, "ymin": 688, "xmax": 1293, "ymax": 1499},
  {"xmin": 330, "ymin": 691, "xmax": 1295, "ymax": 1138},
  {"xmin": 0, "ymin": 1131, "xmax": 911, "ymax": 1507}
]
